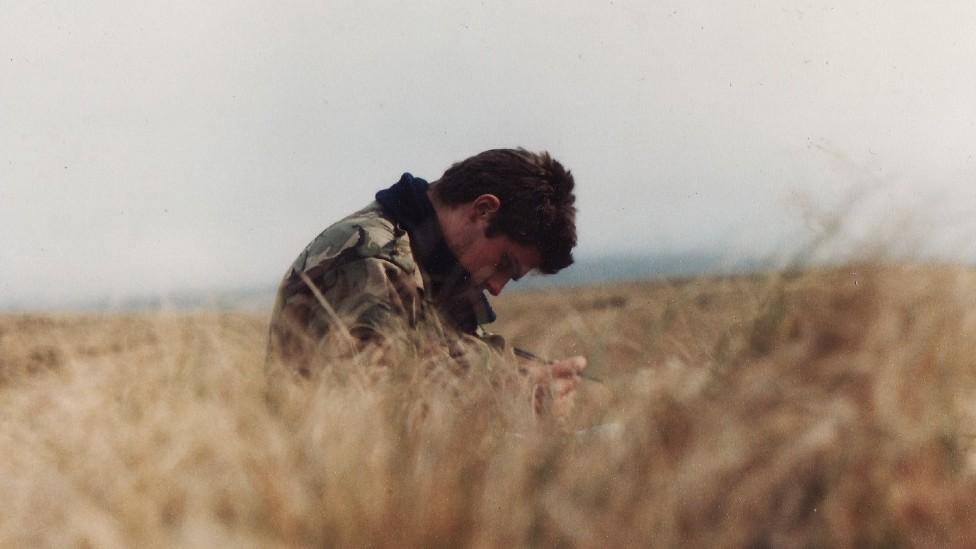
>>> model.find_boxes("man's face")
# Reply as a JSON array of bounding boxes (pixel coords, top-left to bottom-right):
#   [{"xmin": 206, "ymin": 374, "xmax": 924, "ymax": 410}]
[
  {"xmin": 436, "ymin": 191, "xmax": 541, "ymax": 296},
  {"xmin": 455, "ymin": 231, "xmax": 541, "ymax": 297}
]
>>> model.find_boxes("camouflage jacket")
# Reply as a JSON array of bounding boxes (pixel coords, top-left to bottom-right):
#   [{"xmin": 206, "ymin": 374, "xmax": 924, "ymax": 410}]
[{"xmin": 267, "ymin": 180, "xmax": 506, "ymax": 375}]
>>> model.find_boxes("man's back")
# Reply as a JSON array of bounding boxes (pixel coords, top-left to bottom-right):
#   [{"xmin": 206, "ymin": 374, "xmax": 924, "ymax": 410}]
[{"xmin": 267, "ymin": 200, "xmax": 432, "ymax": 373}]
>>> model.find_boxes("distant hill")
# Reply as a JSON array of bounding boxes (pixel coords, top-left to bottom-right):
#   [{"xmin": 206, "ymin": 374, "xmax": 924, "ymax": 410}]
[{"xmin": 514, "ymin": 251, "xmax": 765, "ymax": 289}]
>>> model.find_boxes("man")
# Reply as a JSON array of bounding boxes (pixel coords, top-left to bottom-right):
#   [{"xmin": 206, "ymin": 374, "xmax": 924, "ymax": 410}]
[{"xmin": 267, "ymin": 148, "xmax": 585, "ymax": 416}]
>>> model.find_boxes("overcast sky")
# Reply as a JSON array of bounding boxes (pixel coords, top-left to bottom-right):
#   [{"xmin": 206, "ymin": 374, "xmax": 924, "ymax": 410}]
[{"xmin": 3, "ymin": 0, "xmax": 976, "ymax": 308}]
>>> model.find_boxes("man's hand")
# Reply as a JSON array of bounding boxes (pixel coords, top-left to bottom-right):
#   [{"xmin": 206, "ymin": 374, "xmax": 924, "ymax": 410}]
[{"xmin": 526, "ymin": 355, "xmax": 587, "ymax": 419}]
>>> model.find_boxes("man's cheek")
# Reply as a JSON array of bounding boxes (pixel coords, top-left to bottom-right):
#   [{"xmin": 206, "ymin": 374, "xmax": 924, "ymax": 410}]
[{"xmin": 470, "ymin": 266, "xmax": 495, "ymax": 285}]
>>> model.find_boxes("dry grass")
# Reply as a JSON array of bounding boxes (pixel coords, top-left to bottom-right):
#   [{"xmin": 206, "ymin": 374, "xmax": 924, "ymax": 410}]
[{"xmin": 3, "ymin": 263, "xmax": 976, "ymax": 548}]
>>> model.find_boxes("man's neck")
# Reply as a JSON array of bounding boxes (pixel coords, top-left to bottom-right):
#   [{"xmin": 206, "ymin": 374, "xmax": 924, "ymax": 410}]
[{"xmin": 427, "ymin": 187, "xmax": 464, "ymax": 260}]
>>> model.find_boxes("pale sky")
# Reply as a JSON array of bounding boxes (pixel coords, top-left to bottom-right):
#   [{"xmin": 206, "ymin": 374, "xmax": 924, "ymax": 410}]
[{"xmin": 3, "ymin": 1, "xmax": 976, "ymax": 308}]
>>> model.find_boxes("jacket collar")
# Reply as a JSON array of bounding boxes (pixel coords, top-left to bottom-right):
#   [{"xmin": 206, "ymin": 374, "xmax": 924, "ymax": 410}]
[{"xmin": 375, "ymin": 173, "xmax": 496, "ymax": 329}]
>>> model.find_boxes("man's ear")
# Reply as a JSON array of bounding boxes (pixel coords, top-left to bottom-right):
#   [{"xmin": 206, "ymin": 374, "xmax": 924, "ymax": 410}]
[{"xmin": 471, "ymin": 194, "xmax": 501, "ymax": 220}]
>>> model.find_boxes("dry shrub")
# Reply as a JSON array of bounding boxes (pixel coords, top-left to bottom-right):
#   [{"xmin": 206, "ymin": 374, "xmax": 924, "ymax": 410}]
[{"xmin": 2, "ymin": 263, "xmax": 976, "ymax": 547}]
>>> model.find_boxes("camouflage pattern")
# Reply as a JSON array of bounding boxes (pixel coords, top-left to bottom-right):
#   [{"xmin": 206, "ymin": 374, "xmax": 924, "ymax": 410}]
[{"xmin": 267, "ymin": 201, "xmax": 506, "ymax": 376}]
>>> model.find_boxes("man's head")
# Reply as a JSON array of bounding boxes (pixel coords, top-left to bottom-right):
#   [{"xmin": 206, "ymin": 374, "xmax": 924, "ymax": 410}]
[{"xmin": 429, "ymin": 148, "xmax": 577, "ymax": 295}]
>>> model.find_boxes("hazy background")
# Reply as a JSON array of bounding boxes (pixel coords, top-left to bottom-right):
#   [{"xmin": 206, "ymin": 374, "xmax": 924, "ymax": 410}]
[{"xmin": 3, "ymin": 0, "xmax": 976, "ymax": 309}]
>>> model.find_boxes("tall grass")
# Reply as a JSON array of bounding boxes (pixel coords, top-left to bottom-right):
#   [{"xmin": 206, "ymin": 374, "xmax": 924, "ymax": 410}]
[{"xmin": 2, "ymin": 263, "xmax": 976, "ymax": 547}]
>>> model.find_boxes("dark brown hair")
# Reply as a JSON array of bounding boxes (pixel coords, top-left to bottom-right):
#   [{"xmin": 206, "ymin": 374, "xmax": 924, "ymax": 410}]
[{"xmin": 431, "ymin": 148, "xmax": 577, "ymax": 274}]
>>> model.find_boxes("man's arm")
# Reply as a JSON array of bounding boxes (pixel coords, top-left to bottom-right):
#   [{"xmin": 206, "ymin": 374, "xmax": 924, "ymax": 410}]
[
  {"xmin": 270, "ymin": 255, "xmax": 586, "ymax": 420},
  {"xmin": 269, "ymin": 256, "xmax": 425, "ymax": 373}
]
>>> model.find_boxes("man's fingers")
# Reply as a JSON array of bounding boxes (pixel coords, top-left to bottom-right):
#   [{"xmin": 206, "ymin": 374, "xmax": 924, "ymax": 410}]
[
  {"xmin": 525, "ymin": 357, "xmax": 587, "ymax": 385},
  {"xmin": 552, "ymin": 377, "xmax": 578, "ymax": 397},
  {"xmin": 549, "ymin": 355, "xmax": 587, "ymax": 377},
  {"xmin": 529, "ymin": 358, "xmax": 584, "ymax": 417}
]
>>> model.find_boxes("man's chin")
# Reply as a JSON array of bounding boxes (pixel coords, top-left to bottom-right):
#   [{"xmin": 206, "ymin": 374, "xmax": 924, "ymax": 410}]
[
  {"xmin": 469, "ymin": 283, "xmax": 489, "ymax": 295},
  {"xmin": 468, "ymin": 275, "xmax": 492, "ymax": 291}
]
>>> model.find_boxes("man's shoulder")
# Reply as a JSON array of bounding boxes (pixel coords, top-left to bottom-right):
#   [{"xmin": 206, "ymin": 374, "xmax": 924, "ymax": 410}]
[{"xmin": 291, "ymin": 202, "xmax": 416, "ymax": 275}]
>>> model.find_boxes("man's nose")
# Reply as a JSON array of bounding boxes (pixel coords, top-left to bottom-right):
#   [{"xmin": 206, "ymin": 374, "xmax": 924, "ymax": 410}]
[{"xmin": 485, "ymin": 276, "xmax": 508, "ymax": 296}]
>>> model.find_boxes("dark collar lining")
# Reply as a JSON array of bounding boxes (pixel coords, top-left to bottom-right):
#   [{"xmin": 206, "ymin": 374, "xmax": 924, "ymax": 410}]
[{"xmin": 375, "ymin": 173, "xmax": 496, "ymax": 330}]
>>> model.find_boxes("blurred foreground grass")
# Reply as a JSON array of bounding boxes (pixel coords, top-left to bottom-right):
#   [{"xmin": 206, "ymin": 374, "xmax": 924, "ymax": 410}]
[{"xmin": 3, "ymin": 263, "xmax": 976, "ymax": 547}]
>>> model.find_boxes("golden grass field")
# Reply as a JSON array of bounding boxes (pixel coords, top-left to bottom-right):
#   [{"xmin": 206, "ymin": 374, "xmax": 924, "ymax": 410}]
[{"xmin": 3, "ymin": 263, "xmax": 976, "ymax": 548}]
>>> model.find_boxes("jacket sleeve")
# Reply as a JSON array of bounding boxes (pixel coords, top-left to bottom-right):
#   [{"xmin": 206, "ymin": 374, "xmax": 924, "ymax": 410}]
[
  {"xmin": 271, "ymin": 259, "xmax": 520, "ymax": 374},
  {"xmin": 268, "ymin": 255, "xmax": 426, "ymax": 372}
]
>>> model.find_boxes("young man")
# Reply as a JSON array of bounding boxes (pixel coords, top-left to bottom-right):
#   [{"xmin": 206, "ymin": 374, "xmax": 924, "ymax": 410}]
[{"xmin": 267, "ymin": 148, "xmax": 585, "ymax": 415}]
